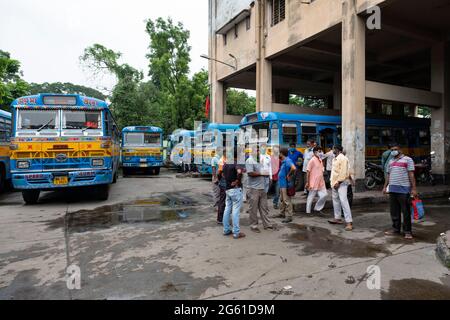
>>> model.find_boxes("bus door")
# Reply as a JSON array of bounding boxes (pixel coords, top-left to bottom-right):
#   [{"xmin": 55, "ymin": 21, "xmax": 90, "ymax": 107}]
[{"xmin": 318, "ymin": 125, "xmax": 337, "ymax": 152}]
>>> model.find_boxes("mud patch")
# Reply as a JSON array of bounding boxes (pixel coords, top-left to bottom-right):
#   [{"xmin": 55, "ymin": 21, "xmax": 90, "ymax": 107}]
[
  {"xmin": 46, "ymin": 193, "xmax": 202, "ymax": 233},
  {"xmin": 382, "ymin": 278, "xmax": 450, "ymax": 300},
  {"xmin": 285, "ymin": 224, "xmax": 391, "ymax": 258}
]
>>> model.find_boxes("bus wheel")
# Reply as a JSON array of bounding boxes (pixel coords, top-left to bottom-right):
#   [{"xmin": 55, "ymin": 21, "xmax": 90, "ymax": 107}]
[
  {"xmin": 0, "ymin": 166, "xmax": 5, "ymax": 193},
  {"xmin": 96, "ymin": 185, "xmax": 110, "ymax": 201},
  {"xmin": 154, "ymin": 167, "xmax": 161, "ymax": 176},
  {"xmin": 113, "ymin": 169, "xmax": 118, "ymax": 184},
  {"xmin": 22, "ymin": 190, "xmax": 40, "ymax": 205}
]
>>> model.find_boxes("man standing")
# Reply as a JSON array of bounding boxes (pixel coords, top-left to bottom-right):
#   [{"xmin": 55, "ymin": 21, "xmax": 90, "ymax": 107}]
[
  {"xmin": 306, "ymin": 147, "xmax": 328, "ymax": 216},
  {"xmin": 216, "ymin": 152, "xmax": 227, "ymax": 225},
  {"xmin": 276, "ymin": 148, "xmax": 297, "ymax": 223},
  {"xmin": 288, "ymin": 143, "xmax": 303, "ymax": 190},
  {"xmin": 324, "ymin": 148, "xmax": 335, "ymax": 188},
  {"xmin": 381, "ymin": 143, "xmax": 395, "ymax": 179},
  {"xmin": 328, "ymin": 145, "xmax": 353, "ymax": 231},
  {"xmin": 246, "ymin": 146, "xmax": 276, "ymax": 233},
  {"xmin": 211, "ymin": 148, "xmax": 222, "ymax": 208},
  {"xmin": 271, "ymin": 145, "xmax": 282, "ymax": 209},
  {"xmin": 383, "ymin": 143, "xmax": 417, "ymax": 240},
  {"xmin": 219, "ymin": 153, "xmax": 246, "ymax": 240},
  {"xmin": 302, "ymin": 140, "xmax": 317, "ymax": 195}
]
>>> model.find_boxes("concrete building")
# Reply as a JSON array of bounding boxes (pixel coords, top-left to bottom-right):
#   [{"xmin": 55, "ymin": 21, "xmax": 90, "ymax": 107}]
[{"xmin": 208, "ymin": 0, "xmax": 450, "ymax": 189}]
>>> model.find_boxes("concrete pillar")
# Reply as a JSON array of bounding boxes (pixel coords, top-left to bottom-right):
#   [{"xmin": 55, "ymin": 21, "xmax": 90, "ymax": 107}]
[
  {"xmin": 431, "ymin": 42, "xmax": 450, "ymax": 183},
  {"xmin": 333, "ymin": 72, "xmax": 342, "ymax": 110},
  {"xmin": 341, "ymin": 0, "xmax": 366, "ymax": 192},
  {"xmin": 211, "ymin": 80, "xmax": 225, "ymax": 124},
  {"xmin": 256, "ymin": 58, "xmax": 273, "ymax": 112}
]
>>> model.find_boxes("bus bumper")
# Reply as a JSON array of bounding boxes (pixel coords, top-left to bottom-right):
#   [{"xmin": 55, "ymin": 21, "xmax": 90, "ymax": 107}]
[
  {"xmin": 122, "ymin": 162, "xmax": 163, "ymax": 168},
  {"xmin": 12, "ymin": 170, "xmax": 113, "ymax": 190}
]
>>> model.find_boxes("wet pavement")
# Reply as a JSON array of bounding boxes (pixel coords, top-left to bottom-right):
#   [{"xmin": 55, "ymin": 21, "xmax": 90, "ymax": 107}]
[{"xmin": 1, "ymin": 169, "xmax": 450, "ymax": 300}]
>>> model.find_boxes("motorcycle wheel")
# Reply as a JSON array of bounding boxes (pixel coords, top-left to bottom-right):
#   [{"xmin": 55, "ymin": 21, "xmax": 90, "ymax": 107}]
[{"xmin": 365, "ymin": 172, "xmax": 378, "ymax": 190}]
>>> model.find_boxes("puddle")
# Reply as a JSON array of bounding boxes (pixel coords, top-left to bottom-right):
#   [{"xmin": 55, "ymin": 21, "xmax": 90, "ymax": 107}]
[
  {"xmin": 285, "ymin": 224, "xmax": 392, "ymax": 258},
  {"xmin": 46, "ymin": 194, "xmax": 200, "ymax": 233},
  {"xmin": 381, "ymin": 278, "xmax": 450, "ymax": 300}
]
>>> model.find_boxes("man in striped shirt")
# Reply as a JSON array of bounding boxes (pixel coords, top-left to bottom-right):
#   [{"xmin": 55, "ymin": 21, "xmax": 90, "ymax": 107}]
[{"xmin": 383, "ymin": 143, "xmax": 418, "ymax": 240}]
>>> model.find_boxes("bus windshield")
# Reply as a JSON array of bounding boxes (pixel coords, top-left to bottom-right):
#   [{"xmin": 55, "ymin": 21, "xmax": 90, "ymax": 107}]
[
  {"xmin": 242, "ymin": 122, "xmax": 270, "ymax": 144},
  {"xmin": 62, "ymin": 110, "xmax": 102, "ymax": 130},
  {"xmin": 124, "ymin": 132, "xmax": 161, "ymax": 147},
  {"xmin": 18, "ymin": 110, "xmax": 58, "ymax": 131}
]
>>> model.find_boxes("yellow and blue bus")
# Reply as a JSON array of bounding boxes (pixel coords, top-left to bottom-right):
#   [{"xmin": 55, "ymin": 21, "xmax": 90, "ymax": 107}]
[
  {"xmin": 240, "ymin": 112, "xmax": 431, "ymax": 162},
  {"xmin": 195, "ymin": 123, "xmax": 240, "ymax": 175},
  {"xmin": 10, "ymin": 94, "xmax": 121, "ymax": 204},
  {"xmin": 121, "ymin": 126, "xmax": 164, "ymax": 175},
  {"xmin": 0, "ymin": 110, "xmax": 12, "ymax": 192}
]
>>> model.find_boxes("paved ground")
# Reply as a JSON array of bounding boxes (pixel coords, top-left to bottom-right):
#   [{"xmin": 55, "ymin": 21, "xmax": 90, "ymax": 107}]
[{"xmin": 1, "ymin": 168, "xmax": 450, "ymax": 300}]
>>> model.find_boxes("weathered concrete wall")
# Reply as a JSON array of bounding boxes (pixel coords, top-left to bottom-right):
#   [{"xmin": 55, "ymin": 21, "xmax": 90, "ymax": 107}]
[{"xmin": 215, "ymin": 0, "xmax": 254, "ymax": 31}]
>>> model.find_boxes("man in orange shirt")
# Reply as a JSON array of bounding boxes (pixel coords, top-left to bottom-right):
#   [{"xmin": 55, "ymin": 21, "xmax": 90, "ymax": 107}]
[{"xmin": 306, "ymin": 147, "xmax": 328, "ymax": 216}]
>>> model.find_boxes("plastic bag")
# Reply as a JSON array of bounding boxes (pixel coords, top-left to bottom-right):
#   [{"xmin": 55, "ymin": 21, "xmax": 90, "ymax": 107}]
[{"xmin": 411, "ymin": 198, "xmax": 425, "ymax": 221}]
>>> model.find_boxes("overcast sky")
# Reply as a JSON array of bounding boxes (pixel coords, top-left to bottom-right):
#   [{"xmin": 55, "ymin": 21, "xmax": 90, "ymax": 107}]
[{"xmin": 0, "ymin": 0, "xmax": 209, "ymax": 92}]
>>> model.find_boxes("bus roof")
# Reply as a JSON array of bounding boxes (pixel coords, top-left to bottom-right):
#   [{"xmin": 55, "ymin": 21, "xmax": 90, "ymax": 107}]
[
  {"xmin": 172, "ymin": 130, "xmax": 195, "ymax": 138},
  {"xmin": 241, "ymin": 112, "xmax": 431, "ymax": 128},
  {"xmin": 199, "ymin": 123, "xmax": 240, "ymax": 132},
  {"xmin": 122, "ymin": 126, "xmax": 163, "ymax": 133},
  {"xmin": 0, "ymin": 109, "xmax": 11, "ymax": 119},
  {"xmin": 11, "ymin": 93, "xmax": 109, "ymax": 109}
]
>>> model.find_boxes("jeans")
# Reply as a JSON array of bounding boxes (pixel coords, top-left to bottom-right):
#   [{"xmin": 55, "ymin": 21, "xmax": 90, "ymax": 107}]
[
  {"xmin": 223, "ymin": 188, "xmax": 243, "ymax": 235},
  {"xmin": 217, "ymin": 187, "xmax": 226, "ymax": 223},
  {"xmin": 272, "ymin": 180, "xmax": 280, "ymax": 207},
  {"xmin": 389, "ymin": 193, "xmax": 412, "ymax": 234},
  {"xmin": 332, "ymin": 182, "xmax": 353, "ymax": 223}
]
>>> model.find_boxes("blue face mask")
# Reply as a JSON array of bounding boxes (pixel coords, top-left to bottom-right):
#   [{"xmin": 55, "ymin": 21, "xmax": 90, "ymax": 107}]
[
  {"xmin": 290, "ymin": 148, "xmax": 296, "ymax": 154},
  {"xmin": 391, "ymin": 150, "xmax": 399, "ymax": 157}
]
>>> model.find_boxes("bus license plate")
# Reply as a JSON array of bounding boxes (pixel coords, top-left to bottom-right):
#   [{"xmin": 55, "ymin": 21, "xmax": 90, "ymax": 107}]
[
  {"xmin": 140, "ymin": 164, "xmax": 148, "ymax": 168},
  {"xmin": 54, "ymin": 176, "xmax": 69, "ymax": 185},
  {"xmin": 140, "ymin": 158, "xmax": 147, "ymax": 163}
]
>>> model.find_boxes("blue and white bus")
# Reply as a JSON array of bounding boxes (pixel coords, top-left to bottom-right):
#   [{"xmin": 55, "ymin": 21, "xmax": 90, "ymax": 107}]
[
  {"xmin": 10, "ymin": 94, "xmax": 121, "ymax": 204},
  {"xmin": 0, "ymin": 110, "xmax": 12, "ymax": 192},
  {"xmin": 121, "ymin": 126, "xmax": 164, "ymax": 175}
]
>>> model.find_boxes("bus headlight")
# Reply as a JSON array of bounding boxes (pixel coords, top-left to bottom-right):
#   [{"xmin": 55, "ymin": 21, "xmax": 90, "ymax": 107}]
[
  {"xmin": 17, "ymin": 161, "xmax": 30, "ymax": 169},
  {"xmin": 92, "ymin": 159, "xmax": 104, "ymax": 167}
]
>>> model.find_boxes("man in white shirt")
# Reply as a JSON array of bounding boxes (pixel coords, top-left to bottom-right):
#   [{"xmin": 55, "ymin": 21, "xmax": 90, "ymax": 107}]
[{"xmin": 302, "ymin": 139, "xmax": 317, "ymax": 195}]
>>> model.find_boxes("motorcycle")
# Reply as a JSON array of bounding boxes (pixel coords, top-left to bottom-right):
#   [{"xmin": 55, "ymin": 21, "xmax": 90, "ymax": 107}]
[
  {"xmin": 415, "ymin": 151, "xmax": 435, "ymax": 186},
  {"xmin": 365, "ymin": 162, "xmax": 385, "ymax": 190}
]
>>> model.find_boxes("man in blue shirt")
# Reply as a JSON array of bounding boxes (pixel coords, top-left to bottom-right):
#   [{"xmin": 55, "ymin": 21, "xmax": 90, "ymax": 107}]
[
  {"xmin": 288, "ymin": 143, "xmax": 303, "ymax": 192},
  {"xmin": 275, "ymin": 148, "xmax": 297, "ymax": 224}
]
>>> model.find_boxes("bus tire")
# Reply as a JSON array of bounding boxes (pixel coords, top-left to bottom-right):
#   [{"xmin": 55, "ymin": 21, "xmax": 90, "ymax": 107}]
[
  {"xmin": 22, "ymin": 190, "xmax": 40, "ymax": 205},
  {"xmin": 96, "ymin": 185, "xmax": 109, "ymax": 201},
  {"xmin": 0, "ymin": 165, "xmax": 5, "ymax": 193},
  {"xmin": 112, "ymin": 169, "xmax": 118, "ymax": 184},
  {"xmin": 154, "ymin": 167, "xmax": 161, "ymax": 176}
]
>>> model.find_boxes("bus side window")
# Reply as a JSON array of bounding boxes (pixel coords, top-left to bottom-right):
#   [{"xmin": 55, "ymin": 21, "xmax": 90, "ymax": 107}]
[
  {"xmin": 282, "ymin": 124, "xmax": 298, "ymax": 145},
  {"xmin": 301, "ymin": 125, "xmax": 317, "ymax": 145},
  {"xmin": 381, "ymin": 128, "xmax": 392, "ymax": 146},
  {"xmin": 419, "ymin": 129, "xmax": 430, "ymax": 146},
  {"xmin": 367, "ymin": 128, "xmax": 382, "ymax": 146},
  {"xmin": 393, "ymin": 129, "xmax": 407, "ymax": 146}
]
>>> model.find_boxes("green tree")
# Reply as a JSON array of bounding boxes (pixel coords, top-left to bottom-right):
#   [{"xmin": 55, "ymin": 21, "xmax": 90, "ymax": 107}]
[
  {"xmin": 289, "ymin": 94, "xmax": 327, "ymax": 108},
  {"xmin": 0, "ymin": 50, "xmax": 29, "ymax": 111},
  {"xmin": 146, "ymin": 18, "xmax": 196, "ymax": 133},
  {"xmin": 226, "ymin": 89, "xmax": 256, "ymax": 116},
  {"xmin": 28, "ymin": 82, "xmax": 106, "ymax": 100},
  {"xmin": 80, "ymin": 44, "xmax": 155, "ymax": 129}
]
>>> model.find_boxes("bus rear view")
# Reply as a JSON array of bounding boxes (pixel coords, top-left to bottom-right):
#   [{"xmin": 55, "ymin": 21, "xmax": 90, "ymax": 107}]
[{"xmin": 121, "ymin": 126, "xmax": 164, "ymax": 175}]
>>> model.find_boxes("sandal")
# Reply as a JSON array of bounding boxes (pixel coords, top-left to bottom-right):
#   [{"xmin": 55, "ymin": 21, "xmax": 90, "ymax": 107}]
[
  {"xmin": 345, "ymin": 223, "xmax": 353, "ymax": 231},
  {"xmin": 223, "ymin": 231, "xmax": 233, "ymax": 236},
  {"xmin": 384, "ymin": 229, "xmax": 400, "ymax": 236},
  {"xmin": 251, "ymin": 227, "xmax": 261, "ymax": 234},
  {"xmin": 234, "ymin": 233, "xmax": 246, "ymax": 240},
  {"xmin": 328, "ymin": 219, "xmax": 344, "ymax": 225},
  {"xmin": 404, "ymin": 233, "xmax": 414, "ymax": 240}
]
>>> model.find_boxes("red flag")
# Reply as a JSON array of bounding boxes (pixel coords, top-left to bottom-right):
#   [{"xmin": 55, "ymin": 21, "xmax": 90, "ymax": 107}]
[{"xmin": 205, "ymin": 95, "xmax": 211, "ymax": 119}]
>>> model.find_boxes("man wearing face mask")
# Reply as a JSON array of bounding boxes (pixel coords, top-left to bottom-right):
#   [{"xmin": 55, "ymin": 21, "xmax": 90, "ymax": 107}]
[
  {"xmin": 303, "ymin": 140, "xmax": 317, "ymax": 195},
  {"xmin": 288, "ymin": 143, "xmax": 303, "ymax": 192},
  {"xmin": 328, "ymin": 145, "xmax": 353, "ymax": 231},
  {"xmin": 306, "ymin": 147, "xmax": 328, "ymax": 216},
  {"xmin": 383, "ymin": 143, "xmax": 417, "ymax": 240}
]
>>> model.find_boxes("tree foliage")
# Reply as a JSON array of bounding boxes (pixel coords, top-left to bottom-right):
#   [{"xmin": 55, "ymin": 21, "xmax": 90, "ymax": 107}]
[
  {"xmin": 0, "ymin": 50, "xmax": 29, "ymax": 111},
  {"xmin": 28, "ymin": 82, "xmax": 106, "ymax": 100},
  {"xmin": 289, "ymin": 95, "xmax": 327, "ymax": 109},
  {"xmin": 226, "ymin": 89, "xmax": 256, "ymax": 116}
]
